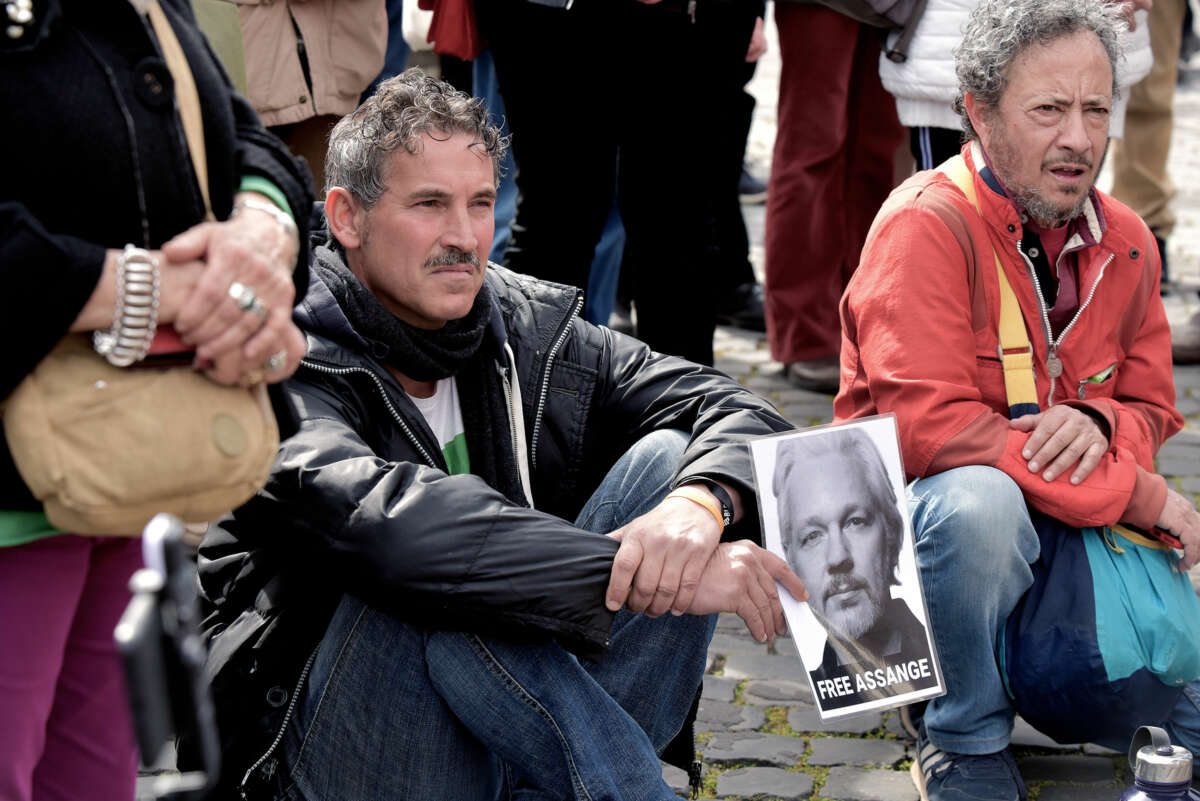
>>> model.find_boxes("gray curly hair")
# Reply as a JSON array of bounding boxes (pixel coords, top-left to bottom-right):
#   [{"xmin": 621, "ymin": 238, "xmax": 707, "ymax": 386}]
[
  {"xmin": 953, "ymin": 0, "xmax": 1126, "ymax": 141},
  {"xmin": 325, "ymin": 68, "xmax": 509, "ymax": 206}
]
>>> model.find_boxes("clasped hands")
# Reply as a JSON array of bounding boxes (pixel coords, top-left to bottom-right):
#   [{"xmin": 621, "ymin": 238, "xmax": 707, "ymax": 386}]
[
  {"xmin": 603, "ymin": 485, "xmax": 808, "ymax": 643},
  {"xmin": 141, "ymin": 191, "xmax": 305, "ymax": 386}
]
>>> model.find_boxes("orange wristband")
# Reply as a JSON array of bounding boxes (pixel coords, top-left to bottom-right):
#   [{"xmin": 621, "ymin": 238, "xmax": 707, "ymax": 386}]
[{"xmin": 666, "ymin": 486, "xmax": 725, "ymax": 533}]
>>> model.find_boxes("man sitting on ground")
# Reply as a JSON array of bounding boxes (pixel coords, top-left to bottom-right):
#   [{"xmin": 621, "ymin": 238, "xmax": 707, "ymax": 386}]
[
  {"xmin": 197, "ymin": 69, "xmax": 806, "ymax": 801},
  {"xmin": 836, "ymin": 1, "xmax": 1200, "ymax": 799}
]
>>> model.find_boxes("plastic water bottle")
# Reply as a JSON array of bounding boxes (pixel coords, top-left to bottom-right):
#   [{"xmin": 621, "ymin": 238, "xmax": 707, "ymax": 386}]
[{"xmin": 1121, "ymin": 726, "xmax": 1200, "ymax": 801}]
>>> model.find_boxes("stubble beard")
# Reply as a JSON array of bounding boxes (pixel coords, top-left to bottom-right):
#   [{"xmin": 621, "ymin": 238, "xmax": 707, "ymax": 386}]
[
  {"xmin": 1014, "ymin": 183, "xmax": 1088, "ymax": 230},
  {"xmin": 985, "ymin": 130, "xmax": 1095, "ymax": 229}
]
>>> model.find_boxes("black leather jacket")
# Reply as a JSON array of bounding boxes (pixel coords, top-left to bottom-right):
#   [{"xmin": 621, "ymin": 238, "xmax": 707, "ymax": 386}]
[{"xmin": 196, "ymin": 259, "xmax": 790, "ymax": 791}]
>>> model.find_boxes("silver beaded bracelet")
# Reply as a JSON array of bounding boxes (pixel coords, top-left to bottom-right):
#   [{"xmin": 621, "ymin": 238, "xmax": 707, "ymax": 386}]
[
  {"xmin": 93, "ymin": 245, "xmax": 160, "ymax": 367},
  {"xmin": 231, "ymin": 197, "xmax": 299, "ymax": 252}
]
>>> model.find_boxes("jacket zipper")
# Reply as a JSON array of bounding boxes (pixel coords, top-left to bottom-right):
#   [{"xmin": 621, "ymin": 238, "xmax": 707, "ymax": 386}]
[
  {"xmin": 1018, "ymin": 241, "xmax": 1114, "ymax": 408},
  {"xmin": 497, "ymin": 344, "xmax": 535, "ymax": 507},
  {"xmin": 299, "ymin": 360, "xmax": 439, "ymax": 469},
  {"xmin": 238, "ymin": 646, "xmax": 319, "ymax": 799},
  {"xmin": 530, "ymin": 291, "xmax": 585, "ymax": 470},
  {"xmin": 497, "ymin": 361, "xmax": 520, "ymax": 472}
]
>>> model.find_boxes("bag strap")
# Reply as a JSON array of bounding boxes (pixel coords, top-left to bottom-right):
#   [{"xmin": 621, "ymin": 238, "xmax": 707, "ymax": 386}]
[
  {"xmin": 146, "ymin": 0, "xmax": 216, "ymax": 221},
  {"xmin": 939, "ymin": 154, "xmax": 1039, "ymax": 419}
]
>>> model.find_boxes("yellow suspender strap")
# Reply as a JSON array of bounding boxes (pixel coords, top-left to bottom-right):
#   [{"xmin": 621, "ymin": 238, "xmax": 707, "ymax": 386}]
[{"xmin": 939, "ymin": 155, "xmax": 1040, "ymax": 418}]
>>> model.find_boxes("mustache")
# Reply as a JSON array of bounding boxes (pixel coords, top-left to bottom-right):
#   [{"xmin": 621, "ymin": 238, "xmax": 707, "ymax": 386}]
[
  {"xmin": 424, "ymin": 249, "xmax": 481, "ymax": 269},
  {"xmin": 824, "ymin": 575, "xmax": 868, "ymax": 602}
]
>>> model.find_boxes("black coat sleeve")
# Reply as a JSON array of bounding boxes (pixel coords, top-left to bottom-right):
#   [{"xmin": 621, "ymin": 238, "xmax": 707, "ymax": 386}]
[{"xmin": 0, "ymin": 203, "xmax": 107, "ymax": 400}]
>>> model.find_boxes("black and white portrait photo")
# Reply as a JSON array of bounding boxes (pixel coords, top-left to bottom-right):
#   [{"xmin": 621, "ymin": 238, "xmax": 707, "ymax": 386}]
[{"xmin": 750, "ymin": 415, "xmax": 945, "ymax": 719}]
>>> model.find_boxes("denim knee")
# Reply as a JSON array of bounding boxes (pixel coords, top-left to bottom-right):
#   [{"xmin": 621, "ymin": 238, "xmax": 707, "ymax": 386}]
[
  {"xmin": 909, "ymin": 465, "xmax": 1039, "ymax": 568},
  {"xmin": 624, "ymin": 429, "xmax": 689, "ymax": 476},
  {"xmin": 575, "ymin": 429, "xmax": 690, "ymax": 533}
]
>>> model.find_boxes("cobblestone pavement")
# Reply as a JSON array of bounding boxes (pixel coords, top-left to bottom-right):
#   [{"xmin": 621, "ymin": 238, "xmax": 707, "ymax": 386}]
[{"xmin": 677, "ymin": 20, "xmax": 1200, "ymax": 801}]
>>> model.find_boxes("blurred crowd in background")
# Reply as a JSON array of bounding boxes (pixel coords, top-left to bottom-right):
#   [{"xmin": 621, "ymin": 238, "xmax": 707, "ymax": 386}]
[{"xmin": 210, "ymin": 0, "xmax": 1200, "ymax": 375}]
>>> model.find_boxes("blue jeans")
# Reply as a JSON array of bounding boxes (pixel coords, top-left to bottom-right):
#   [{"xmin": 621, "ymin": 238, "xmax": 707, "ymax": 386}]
[
  {"xmin": 275, "ymin": 430, "xmax": 716, "ymax": 800},
  {"xmin": 910, "ymin": 465, "xmax": 1200, "ymax": 764}
]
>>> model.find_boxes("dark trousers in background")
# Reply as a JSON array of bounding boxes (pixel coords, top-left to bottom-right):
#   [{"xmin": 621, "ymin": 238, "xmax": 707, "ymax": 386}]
[
  {"xmin": 477, "ymin": 0, "xmax": 757, "ymax": 366},
  {"xmin": 717, "ymin": 59, "xmax": 761, "ymax": 292},
  {"xmin": 910, "ymin": 126, "xmax": 963, "ymax": 172},
  {"xmin": 765, "ymin": 5, "xmax": 903, "ymax": 364}
]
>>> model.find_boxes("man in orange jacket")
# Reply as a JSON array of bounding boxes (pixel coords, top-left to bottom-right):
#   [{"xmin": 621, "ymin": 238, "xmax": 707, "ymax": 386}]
[{"xmin": 835, "ymin": 1, "xmax": 1200, "ymax": 799}]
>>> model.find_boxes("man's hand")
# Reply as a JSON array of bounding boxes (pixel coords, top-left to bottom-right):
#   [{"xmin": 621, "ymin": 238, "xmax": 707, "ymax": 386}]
[
  {"xmin": 1156, "ymin": 488, "xmax": 1200, "ymax": 571},
  {"xmin": 685, "ymin": 541, "xmax": 808, "ymax": 643},
  {"xmin": 605, "ymin": 492, "xmax": 722, "ymax": 617},
  {"xmin": 1010, "ymin": 406, "xmax": 1108, "ymax": 484}
]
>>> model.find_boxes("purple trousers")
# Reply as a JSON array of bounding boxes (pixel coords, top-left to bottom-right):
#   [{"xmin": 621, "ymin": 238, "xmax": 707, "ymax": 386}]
[{"xmin": 0, "ymin": 534, "xmax": 142, "ymax": 801}]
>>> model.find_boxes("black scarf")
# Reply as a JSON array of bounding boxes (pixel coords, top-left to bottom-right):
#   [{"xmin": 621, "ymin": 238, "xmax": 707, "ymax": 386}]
[{"xmin": 311, "ymin": 245, "xmax": 526, "ymax": 507}]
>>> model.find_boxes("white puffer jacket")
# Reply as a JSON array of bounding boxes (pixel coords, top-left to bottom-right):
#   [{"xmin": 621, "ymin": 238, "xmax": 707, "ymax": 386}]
[{"xmin": 878, "ymin": 2, "xmax": 1151, "ymax": 138}]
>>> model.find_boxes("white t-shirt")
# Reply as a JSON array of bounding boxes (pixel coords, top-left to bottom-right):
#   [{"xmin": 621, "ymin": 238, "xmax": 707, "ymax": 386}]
[{"xmin": 408, "ymin": 377, "xmax": 469, "ymax": 475}]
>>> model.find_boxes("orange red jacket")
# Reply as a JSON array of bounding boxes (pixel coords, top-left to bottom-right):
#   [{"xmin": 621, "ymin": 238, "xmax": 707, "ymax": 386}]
[{"xmin": 835, "ymin": 142, "xmax": 1182, "ymax": 530}]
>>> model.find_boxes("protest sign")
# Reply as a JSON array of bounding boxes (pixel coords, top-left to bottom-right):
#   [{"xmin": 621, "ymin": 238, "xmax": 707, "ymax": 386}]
[{"xmin": 750, "ymin": 415, "xmax": 945, "ymax": 719}]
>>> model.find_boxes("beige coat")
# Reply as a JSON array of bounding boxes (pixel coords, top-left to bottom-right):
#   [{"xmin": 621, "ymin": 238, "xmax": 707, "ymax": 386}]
[{"xmin": 237, "ymin": 0, "xmax": 387, "ymax": 127}]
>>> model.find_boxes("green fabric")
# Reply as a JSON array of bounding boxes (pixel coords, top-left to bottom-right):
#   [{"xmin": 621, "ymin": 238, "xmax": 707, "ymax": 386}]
[
  {"xmin": 0, "ymin": 510, "xmax": 61, "ymax": 548},
  {"xmin": 443, "ymin": 433, "xmax": 470, "ymax": 476},
  {"xmin": 190, "ymin": 0, "xmax": 248, "ymax": 94},
  {"xmin": 238, "ymin": 176, "xmax": 294, "ymax": 220}
]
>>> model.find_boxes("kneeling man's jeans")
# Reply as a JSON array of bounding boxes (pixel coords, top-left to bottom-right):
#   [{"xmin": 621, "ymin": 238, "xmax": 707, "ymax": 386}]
[
  {"xmin": 910, "ymin": 466, "xmax": 1200, "ymax": 761},
  {"xmin": 274, "ymin": 430, "xmax": 716, "ymax": 801}
]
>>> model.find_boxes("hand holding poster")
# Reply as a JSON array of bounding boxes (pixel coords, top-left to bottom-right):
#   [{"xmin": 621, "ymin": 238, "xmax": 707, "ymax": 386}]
[{"xmin": 750, "ymin": 414, "xmax": 945, "ymax": 719}]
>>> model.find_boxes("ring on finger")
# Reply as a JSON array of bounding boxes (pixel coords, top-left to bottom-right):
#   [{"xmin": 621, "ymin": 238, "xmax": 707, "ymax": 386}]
[
  {"xmin": 228, "ymin": 281, "xmax": 257, "ymax": 310},
  {"xmin": 264, "ymin": 349, "xmax": 288, "ymax": 372},
  {"xmin": 247, "ymin": 297, "xmax": 269, "ymax": 321}
]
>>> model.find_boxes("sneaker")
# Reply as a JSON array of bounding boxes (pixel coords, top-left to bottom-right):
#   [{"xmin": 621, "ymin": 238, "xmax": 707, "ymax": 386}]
[
  {"xmin": 738, "ymin": 164, "xmax": 767, "ymax": 205},
  {"xmin": 912, "ymin": 724, "xmax": 1027, "ymax": 801},
  {"xmin": 716, "ymin": 282, "xmax": 766, "ymax": 331},
  {"xmin": 783, "ymin": 357, "xmax": 841, "ymax": 394}
]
